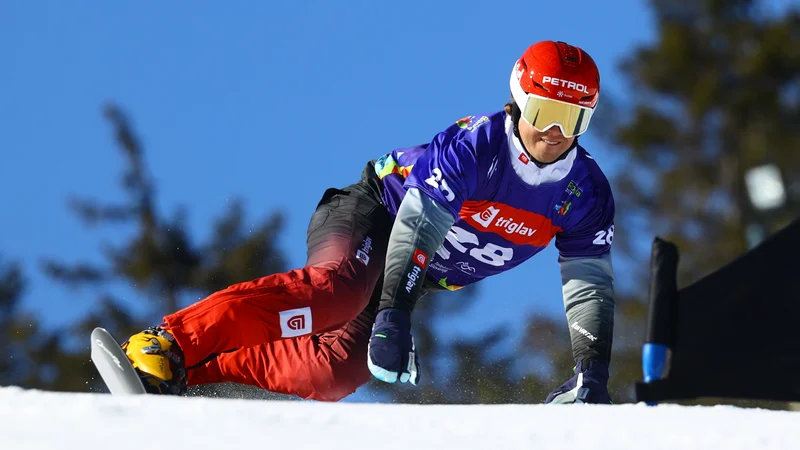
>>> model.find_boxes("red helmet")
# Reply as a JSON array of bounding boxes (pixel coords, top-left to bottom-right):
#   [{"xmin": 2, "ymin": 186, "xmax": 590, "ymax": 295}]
[{"xmin": 510, "ymin": 41, "xmax": 600, "ymax": 137}]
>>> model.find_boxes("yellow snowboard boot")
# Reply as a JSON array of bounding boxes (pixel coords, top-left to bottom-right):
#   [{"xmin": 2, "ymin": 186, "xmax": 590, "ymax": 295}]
[{"xmin": 122, "ymin": 326, "xmax": 187, "ymax": 395}]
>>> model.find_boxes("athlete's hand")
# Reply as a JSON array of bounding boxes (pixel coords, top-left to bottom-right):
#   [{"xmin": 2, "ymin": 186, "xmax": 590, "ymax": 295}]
[{"xmin": 367, "ymin": 308, "xmax": 420, "ymax": 385}]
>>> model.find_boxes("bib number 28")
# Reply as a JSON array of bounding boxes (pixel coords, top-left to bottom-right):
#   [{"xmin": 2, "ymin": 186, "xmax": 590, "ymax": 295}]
[
  {"xmin": 436, "ymin": 226, "xmax": 513, "ymax": 267},
  {"xmin": 593, "ymin": 225, "xmax": 614, "ymax": 246}
]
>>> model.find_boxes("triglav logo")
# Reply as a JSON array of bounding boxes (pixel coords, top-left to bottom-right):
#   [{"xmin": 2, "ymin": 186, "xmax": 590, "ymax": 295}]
[
  {"xmin": 496, "ymin": 217, "xmax": 537, "ymax": 237},
  {"xmin": 356, "ymin": 236, "xmax": 373, "ymax": 266},
  {"xmin": 279, "ymin": 307, "xmax": 312, "ymax": 338},
  {"xmin": 460, "ymin": 200, "xmax": 556, "ymax": 247},
  {"xmin": 406, "ymin": 248, "xmax": 428, "ymax": 293},
  {"xmin": 413, "ymin": 249, "xmax": 428, "ymax": 268},
  {"xmin": 471, "ymin": 206, "xmax": 501, "ymax": 228},
  {"xmin": 287, "ymin": 315, "xmax": 306, "ymax": 330},
  {"xmin": 406, "ymin": 265, "xmax": 422, "ymax": 293},
  {"xmin": 471, "ymin": 205, "xmax": 536, "ymax": 237}
]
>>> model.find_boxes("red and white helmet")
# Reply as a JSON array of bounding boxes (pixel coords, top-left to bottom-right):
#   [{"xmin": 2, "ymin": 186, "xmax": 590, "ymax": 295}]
[{"xmin": 510, "ymin": 40, "xmax": 600, "ymax": 137}]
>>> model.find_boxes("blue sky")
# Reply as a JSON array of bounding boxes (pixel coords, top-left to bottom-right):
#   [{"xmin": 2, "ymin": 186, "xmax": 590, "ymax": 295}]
[{"xmin": 1, "ymin": 1, "xmax": 661, "ymax": 341}]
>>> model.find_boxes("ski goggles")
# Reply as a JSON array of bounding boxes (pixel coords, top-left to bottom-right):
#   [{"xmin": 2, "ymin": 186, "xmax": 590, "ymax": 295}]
[
  {"xmin": 510, "ymin": 68, "xmax": 596, "ymax": 138},
  {"xmin": 518, "ymin": 94, "xmax": 594, "ymax": 138}
]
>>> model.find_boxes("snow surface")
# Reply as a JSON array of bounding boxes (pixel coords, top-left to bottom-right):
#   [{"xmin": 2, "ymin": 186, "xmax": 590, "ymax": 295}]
[{"xmin": 1, "ymin": 386, "xmax": 798, "ymax": 450}]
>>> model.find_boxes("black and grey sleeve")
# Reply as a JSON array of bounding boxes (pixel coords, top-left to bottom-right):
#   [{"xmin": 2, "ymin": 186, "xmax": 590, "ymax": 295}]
[
  {"xmin": 379, "ymin": 188, "xmax": 455, "ymax": 313},
  {"xmin": 559, "ymin": 252, "xmax": 616, "ymax": 365}
]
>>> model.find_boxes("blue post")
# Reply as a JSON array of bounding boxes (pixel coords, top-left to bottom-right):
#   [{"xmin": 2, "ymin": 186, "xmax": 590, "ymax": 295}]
[{"xmin": 642, "ymin": 343, "xmax": 668, "ymax": 406}]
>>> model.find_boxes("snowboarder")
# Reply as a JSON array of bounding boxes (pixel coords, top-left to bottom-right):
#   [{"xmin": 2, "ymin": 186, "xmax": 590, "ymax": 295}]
[{"xmin": 122, "ymin": 40, "xmax": 616, "ymax": 404}]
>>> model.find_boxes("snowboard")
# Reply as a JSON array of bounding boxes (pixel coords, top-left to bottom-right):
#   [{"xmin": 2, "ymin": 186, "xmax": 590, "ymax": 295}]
[{"xmin": 90, "ymin": 327, "xmax": 147, "ymax": 395}]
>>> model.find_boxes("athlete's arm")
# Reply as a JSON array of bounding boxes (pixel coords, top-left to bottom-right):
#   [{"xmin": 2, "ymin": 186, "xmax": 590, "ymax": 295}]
[
  {"xmin": 379, "ymin": 129, "xmax": 483, "ymax": 312},
  {"xmin": 369, "ymin": 128, "xmax": 482, "ymax": 385},
  {"xmin": 555, "ymin": 175, "xmax": 616, "ymax": 365},
  {"xmin": 559, "ymin": 252, "xmax": 616, "ymax": 364},
  {"xmin": 379, "ymin": 188, "xmax": 455, "ymax": 312}
]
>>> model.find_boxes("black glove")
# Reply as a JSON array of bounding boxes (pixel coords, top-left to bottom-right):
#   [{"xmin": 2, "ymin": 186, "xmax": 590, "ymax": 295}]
[{"xmin": 367, "ymin": 308, "xmax": 420, "ymax": 385}]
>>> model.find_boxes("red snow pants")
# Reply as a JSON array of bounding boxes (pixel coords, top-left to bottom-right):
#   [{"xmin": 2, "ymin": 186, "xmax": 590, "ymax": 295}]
[{"xmin": 163, "ymin": 171, "xmax": 393, "ymax": 401}]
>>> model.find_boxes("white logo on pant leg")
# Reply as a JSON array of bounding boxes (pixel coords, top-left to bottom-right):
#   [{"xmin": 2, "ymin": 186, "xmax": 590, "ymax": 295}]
[
  {"xmin": 356, "ymin": 236, "xmax": 373, "ymax": 265},
  {"xmin": 279, "ymin": 307, "xmax": 312, "ymax": 337}
]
